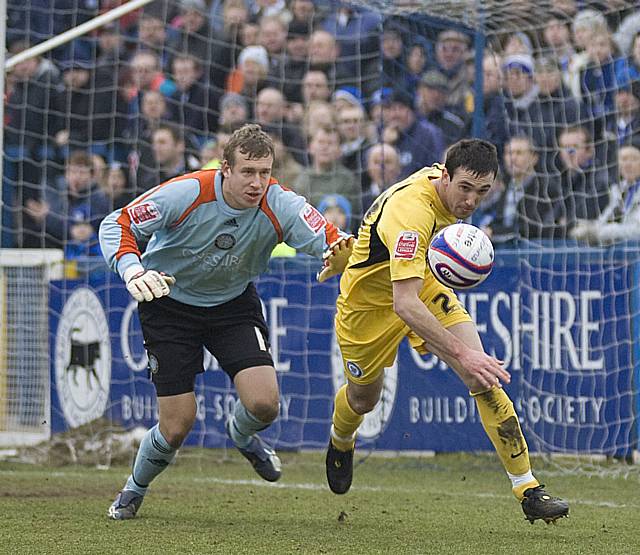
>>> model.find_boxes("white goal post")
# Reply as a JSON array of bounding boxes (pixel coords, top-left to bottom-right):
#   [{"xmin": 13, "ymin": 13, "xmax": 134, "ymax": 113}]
[{"xmin": 0, "ymin": 249, "xmax": 63, "ymax": 446}]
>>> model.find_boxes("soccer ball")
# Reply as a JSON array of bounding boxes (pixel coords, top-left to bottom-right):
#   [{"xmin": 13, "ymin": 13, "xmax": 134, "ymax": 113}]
[{"xmin": 427, "ymin": 223, "xmax": 494, "ymax": 289}]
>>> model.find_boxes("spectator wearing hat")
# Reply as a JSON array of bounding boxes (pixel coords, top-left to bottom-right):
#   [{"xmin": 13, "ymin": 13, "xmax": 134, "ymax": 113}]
[
  {"xmin": 431, "ymin": 28, "xmax": 471, "ymax": 106},
  {"xmin": 332, "ymin": 87, "xmax": 364, "ymax": 113},
  {"xmin": 293, "ymin": 125, "xmax": 362, "ymax": 232},
  {"xmin": 380, "ymin": 89, "xmax": 445, "ymax": 179},
  {"xmin": 317, "ymin": 194, "xmax": 353, "ymax": 232},
  {"xmin": 416, "ymin": 70, "xmax": 468, "ymax": 147},
  {"xmin": 218, "ymin": 92, "xmax": 249, "ymax": 132},
  {"xmin": 226, "ymin": 45, "xmax": 270, "ymax": 103}
]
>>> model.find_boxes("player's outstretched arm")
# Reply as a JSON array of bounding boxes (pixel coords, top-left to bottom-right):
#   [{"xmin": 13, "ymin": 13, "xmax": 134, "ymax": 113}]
[
  {"xmin": 392, "ymin": 277, "xmax": 510, "ymax": 389},
  {"xmin": 317, "ymin": 236, "xmax": 354, "ymax": 283},
  {"xmin": 123, "ymin": 264, "xmax": 176, "ymax": 302}
]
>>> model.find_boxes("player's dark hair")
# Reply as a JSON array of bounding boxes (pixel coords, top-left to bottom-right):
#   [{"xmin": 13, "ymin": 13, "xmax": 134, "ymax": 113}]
[
  {"xmin": 444, "ymin": 139, "xmax": 499, "ymax": 179},
  {"xmin": 224, "ymin": 123, "xmax": 275, "ymax": 167}
]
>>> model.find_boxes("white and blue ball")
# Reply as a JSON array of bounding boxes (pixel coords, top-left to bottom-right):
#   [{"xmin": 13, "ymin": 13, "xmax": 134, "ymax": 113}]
[{"xmin": 427, "ymin": 223, "xmax": 494, "ymax": 289}]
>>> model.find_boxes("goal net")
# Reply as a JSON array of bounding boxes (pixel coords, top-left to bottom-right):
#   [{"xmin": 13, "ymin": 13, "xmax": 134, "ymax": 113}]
[
  {"xmin": 1, "ymin": 0, "xmax": 639, "ymax": 472},
  {"xmin": 0, "ymin": 249, "xmax": 63, "ymax": 446}
]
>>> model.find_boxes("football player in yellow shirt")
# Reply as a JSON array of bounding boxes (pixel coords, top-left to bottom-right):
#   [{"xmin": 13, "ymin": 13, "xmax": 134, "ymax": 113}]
[{"xmin": 326, "ymin": 139, "xmax": 569, "ymax": 524}]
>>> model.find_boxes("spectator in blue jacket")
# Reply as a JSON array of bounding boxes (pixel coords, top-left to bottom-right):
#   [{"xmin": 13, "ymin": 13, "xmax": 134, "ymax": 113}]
[
  {"xmin": 380, "ymin": 89, "xmax": 445, "ymax": 179},
  {"xmin": 23, "ymin": 151, "xmax": 110, "ymax": 252}
]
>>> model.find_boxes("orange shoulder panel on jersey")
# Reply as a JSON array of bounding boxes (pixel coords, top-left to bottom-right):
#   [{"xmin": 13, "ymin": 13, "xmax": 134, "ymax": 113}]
[
  {"xmin": 270, "ymin": 176, "xmax": 292, "ymax": 192},
  {"xmin": 115, "ymin": 209, "xmax": 141, "ymax": 260},
  {"xmin": 170, "ymin": 170, "xmax": 217, "ymax": 228},
  {"xmin": 115, "ymin": 170, "xmax": 217, "ymax": 260},
  {"xmin": 260, "ymin": 184, "xmax": 284, "ymax": 242}
]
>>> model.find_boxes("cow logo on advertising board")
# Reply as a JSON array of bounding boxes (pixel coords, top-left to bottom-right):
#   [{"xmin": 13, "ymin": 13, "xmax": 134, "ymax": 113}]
[{"xmin": 55, "ymin": 288, "xmax": 111, "ymax": 428}]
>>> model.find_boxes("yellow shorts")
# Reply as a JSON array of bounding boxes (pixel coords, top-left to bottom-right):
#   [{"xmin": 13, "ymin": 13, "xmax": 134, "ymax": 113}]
[{"xmin": 335, "ymin": 274, "xmax": 471, "ymax": 385}]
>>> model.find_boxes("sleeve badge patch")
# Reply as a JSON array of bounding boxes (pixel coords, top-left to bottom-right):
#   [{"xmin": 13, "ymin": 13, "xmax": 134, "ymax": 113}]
[
  {"xmin": 128, "ymin": 201, "xmax": 160, "ymax": 225},
  {"xmin": 393, "ymin": 231, "xmax": 419, "ymax": 259},
  {"xmin": 301, "ymin": 203, "xmax": 326, "ymax": 233}
]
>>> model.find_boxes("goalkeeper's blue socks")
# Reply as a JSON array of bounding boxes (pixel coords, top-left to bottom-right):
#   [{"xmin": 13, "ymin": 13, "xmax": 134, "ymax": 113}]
[
  {"xmin": 124, "ymin": 424, "xmax": 176, "ymax": 496},
  {"xmin": 228, "ymin": 399, "xmax": 272, "ymax": 448}
]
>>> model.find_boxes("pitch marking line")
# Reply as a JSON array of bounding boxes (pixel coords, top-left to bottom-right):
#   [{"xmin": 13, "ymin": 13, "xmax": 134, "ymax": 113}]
[{"xmin": 0, "ymin": 469, "xmax": 635, "ymax": 509}]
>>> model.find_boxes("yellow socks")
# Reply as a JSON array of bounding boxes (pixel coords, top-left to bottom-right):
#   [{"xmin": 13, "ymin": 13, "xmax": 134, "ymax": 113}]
[
  {"xmin": 331, "ymin": 384, "xmax": 364, "ymax": 451},
  {"xmin": 472, "ymin": 387, "xmax": 539, "ymax": 500}
]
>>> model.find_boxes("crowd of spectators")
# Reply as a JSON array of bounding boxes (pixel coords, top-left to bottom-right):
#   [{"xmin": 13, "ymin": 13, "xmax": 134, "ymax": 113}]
[{"xmin": 3, "ymin": 0, "xmax": 640, "ymax": 258}]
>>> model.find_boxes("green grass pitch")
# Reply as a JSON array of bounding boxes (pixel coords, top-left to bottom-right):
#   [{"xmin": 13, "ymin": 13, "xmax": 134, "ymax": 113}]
[{"xmin": 1, "ymin": 451, "xmax": 639, "ymax": 554}]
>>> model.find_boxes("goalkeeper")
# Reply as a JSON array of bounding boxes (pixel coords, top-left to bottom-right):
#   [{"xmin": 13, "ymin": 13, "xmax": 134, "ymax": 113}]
[
  {"xmin": 326, "ymin": 139, "xmax": 569, "ymax": 524},
  {"xmin": 99, "ymin": 124, "xmax": 352, "ymax": 520}
]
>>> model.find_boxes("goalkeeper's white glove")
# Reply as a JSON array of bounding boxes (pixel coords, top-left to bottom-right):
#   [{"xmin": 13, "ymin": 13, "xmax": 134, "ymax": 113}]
[
  {"xmin": 317, "ymin": 236, "xmax": 354, "ymax": 283},
  {"xmin": 123, "ymin": 264, "xmax": 176, "ymax": 302}
]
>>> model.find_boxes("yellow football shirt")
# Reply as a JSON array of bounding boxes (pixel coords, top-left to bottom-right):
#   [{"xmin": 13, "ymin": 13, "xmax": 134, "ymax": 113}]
[{"xmin": 338, "ymin": 164, "xmax": 456, "ymax": 311}]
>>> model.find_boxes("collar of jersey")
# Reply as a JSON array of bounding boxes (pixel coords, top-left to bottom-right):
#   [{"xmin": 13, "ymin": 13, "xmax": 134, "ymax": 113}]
[
  {"xmin": 215, "ymin": 171, "xmax": 252, "ymax": 217},
  {"xmin": 423, "ymin": 164, "xmax": 450, "ymax": 216}
]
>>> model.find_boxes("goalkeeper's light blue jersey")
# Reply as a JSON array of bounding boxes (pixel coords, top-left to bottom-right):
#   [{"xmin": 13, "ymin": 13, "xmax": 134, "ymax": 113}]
[{"xmin": 99, "ymin": 169, "xmax": 341, "ymax": 307}]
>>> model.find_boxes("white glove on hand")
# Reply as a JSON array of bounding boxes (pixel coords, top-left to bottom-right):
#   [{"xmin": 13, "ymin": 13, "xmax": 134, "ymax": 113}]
[
  {"xmin": 123, "ymin": 265, "xmax": 176, "ymax": 302},
  {"xmin": 317, "ymin": 236, "xmax": 354, "ymax": 283}
]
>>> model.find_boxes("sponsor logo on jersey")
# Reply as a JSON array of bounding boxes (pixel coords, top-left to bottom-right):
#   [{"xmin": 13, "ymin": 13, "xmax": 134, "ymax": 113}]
[
  {"xmin": 54, "ymin": 288, "xmax": 111, "ymax": 428},
  {"xmin": 301, "ymin": 203, "xmax": 326, "ymax": 233},
  {"xmin": 214, "ymin": 233, "xmax": 236, "ymax": 250},
  {"xmin": 393, "ymin": 231, "xmax": 419, "ymax": 259},
  {"xmin": 128, "ymin": 201, "xmax": 160, "ymax": 225}
]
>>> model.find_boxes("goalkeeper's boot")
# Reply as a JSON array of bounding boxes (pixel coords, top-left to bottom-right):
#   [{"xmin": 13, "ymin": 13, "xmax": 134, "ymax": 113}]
[
  {"xmin": 226, "ymin": 420, "xmax": 281, "ymax": 482},
  {"xmin": 326, "ymin": 440, "xmax": 354, "ymax": 494},
  {"xmin": 521, "ymin": 485, "xmax": 569, "ymax": 524},
  {"xmin": 108, "ymin": 490, "xmax": 144, "ymax": 520}
]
